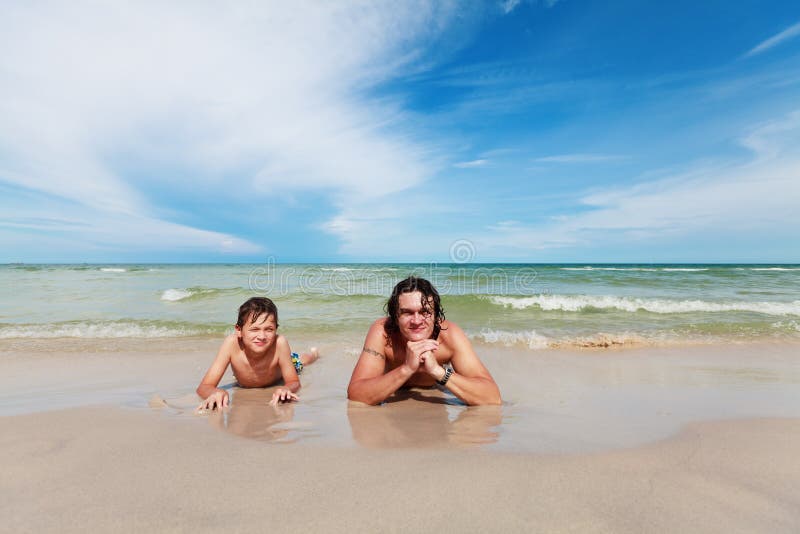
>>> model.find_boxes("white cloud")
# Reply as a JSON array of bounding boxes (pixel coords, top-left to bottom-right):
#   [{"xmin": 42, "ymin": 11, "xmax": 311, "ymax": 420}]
[
  {"xmin": 454, "ymin": 159, "xmax": 488, "ymax": 168},
  {"xmin": 499, "ymin": 0, "xmax": 560, "ymax": 14},
  {"xmin": 533, "ymin": 154, "xmax": 628, "ymax": 164},
  {"xmin": 315, "ymin": 110, "xmax": 799, "ymax": 262},
  {"xmin": 317, "ymin": 107, "xmax": 800, "ymax": 261},
  {"xmin": 500, "ymin": 0, "xmax": 522, "ymax": 14},
  {"xmin": 0, "ymin": 188, "xmax": 261, "ymax": 258},
  {"xmin": 318, "ymin": 190, "xmax": 471, "ymax": 260},
  {"xmin": 473, "ymin": 112, "xmax": 800, "ymax": 259},
  {"xmin": 0, "ymin": 1, "xmax": 462, "ymax": 258},
  {"xmin": 744, "ymin": 20, "xmax": 800, "ymax": 58},
  {"xmin": 738, "ymin": 110, "xmax": 800, "ymax": 160}
]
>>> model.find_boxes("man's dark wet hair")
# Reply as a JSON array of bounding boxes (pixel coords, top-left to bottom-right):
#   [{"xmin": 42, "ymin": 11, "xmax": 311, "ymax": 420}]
[
  {"xmin": 384, "ymin": 276, "xmax": 446, "ymax": 339},
  {"xmin": 237, "ymin": 297, "xmax": 279, "ymax": 328}
]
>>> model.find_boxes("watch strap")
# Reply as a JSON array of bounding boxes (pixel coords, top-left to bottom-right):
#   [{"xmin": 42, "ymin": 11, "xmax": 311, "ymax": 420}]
[{"xmin": 437, "ymin": 366, "xmax": 453, "ymax": 386}]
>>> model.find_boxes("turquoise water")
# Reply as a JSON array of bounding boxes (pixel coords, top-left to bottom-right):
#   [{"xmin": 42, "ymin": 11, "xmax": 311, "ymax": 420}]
[{"xmin": 1, "ymin": 263, "xmax": 799, "ymax": 348}]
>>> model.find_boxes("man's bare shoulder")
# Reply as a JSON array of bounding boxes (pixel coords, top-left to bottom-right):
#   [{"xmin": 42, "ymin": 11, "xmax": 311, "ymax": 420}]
[
  {"xmin": 364, "ymin": 318, "xmax": 388, "ymax": 338},
  {"xmin": 364, "ymin": 318, "xmax": 391, "ymax": 351},
  {"xmin": 438, "ymin": 320, "xmax": 467, "ymax": 342}
]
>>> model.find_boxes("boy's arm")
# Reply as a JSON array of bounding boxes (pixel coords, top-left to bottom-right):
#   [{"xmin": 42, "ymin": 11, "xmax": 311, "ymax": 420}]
[
  {"xmin": 271, "ymin": 336, "xmax": 300, "ymax": 405},
  {"xmin": 347, "ymin": 320, "xmax": 414, "ymax": 405},
  {"xmin": 196, "ymin": 336, "xmax": 234, "ymax": 410}
]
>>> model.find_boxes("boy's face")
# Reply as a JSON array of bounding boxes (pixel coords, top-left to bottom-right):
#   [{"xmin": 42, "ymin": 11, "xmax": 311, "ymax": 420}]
[{"xmin": 236, "ymin": 312, "xmax": 277, "ymax": 353}]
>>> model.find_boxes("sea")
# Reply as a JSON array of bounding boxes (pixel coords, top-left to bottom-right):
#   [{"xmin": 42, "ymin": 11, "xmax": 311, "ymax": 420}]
[{"xmin": 2, "ymin": 263, "xmax": 799, "ymax": 349}]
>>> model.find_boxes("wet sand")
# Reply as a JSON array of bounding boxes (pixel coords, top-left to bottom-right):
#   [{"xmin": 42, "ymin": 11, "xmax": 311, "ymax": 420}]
[{"xmin": 1, "ymin": 338, "xmax": 800, "ymax": 531}]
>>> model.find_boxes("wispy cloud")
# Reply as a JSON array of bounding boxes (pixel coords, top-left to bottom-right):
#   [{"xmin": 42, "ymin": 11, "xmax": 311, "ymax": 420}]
[
  {"xmin": 0, "ymin": 2, "xmax": 462, "ymax": 259},
  {"xmin": 479, "ymin": 147, "xmax": 517, "ymax": 158},
  {"xmin": 743, "ymin": 20, "xmax": 800, "ymax": 58},
  {"xmin": 474, "ymin": 112, "xmax": 800, "ymax": 260},
  {"xmin": 500, "ymin": 0, "xmax": 560, "ymax": 14},
  {"xmin": 501, "ymin": 0, "xmax": 522, "ymax": 14},
  {"xmin": 454, "ymin": 159, "xmax": 489, "ymax": 168},
  {"xmin": 0, "ymin": 184, "xmax": 261, "ymax": 261},
  {"xmin": 738, "ymin": 110, "xmax": 800, "ymax": 160},
  {"xmin": 319, "ymin": 111, "xmax": 800, "ymax": 262},
  {"xmin": 533, "ymin": 154, "xmax": 629, "ymax": 164}
]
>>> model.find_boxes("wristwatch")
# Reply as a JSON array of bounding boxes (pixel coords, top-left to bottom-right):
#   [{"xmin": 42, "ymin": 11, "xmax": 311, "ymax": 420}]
[{"xmin": 437, "ymin": 366, "xmax": 453, "ymax": 386}]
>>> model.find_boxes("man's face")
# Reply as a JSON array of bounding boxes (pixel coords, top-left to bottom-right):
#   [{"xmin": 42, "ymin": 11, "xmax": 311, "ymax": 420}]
[
  {"xmin": 396, "ymin": 291, "xmax": 435, "ymax": 342},
  {"xmin": 236, "ymin": 312, "xmax": 277, "ymax": 353}
]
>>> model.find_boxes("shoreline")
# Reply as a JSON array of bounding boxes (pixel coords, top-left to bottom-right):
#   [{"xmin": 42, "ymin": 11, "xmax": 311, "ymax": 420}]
[
  {"xmin": 3, "ymin": 334, "xmax": 800, "ymax": 352},
  {"xmin": 2, "ymin": 338, "xmax": 799, "ymax": 452}
]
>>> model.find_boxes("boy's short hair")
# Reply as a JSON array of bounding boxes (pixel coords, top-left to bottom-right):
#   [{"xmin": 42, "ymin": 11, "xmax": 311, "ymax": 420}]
[
  {"xmin": 384, "ymin": 276, "xmax": 446, "ymax": 339},
  {"xmin": 237, "ymin": 297, "xmax": 279, "ymax": 328}
]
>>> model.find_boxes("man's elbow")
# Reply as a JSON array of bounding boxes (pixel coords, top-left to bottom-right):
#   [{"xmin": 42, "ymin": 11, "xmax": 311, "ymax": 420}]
[
  {"xmin": 346, "ymin": 387, "xmax": 369, "ymax": 404},
  {"xmin": 347, "ymin": 383, "xmax": 381, "ymax": 406},
  {"xmin": 473, "ymin": 381, "xmax": 502, "ymax": 406},
  {"xmin": 484, "ymin": 391, "xmax": 502, "ymax": 406}
]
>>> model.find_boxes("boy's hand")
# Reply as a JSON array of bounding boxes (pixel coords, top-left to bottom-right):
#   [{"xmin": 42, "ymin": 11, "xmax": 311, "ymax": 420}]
[
  {"xmin": 270, "ymin": 387, "xmax": 299, "ymax": 406},
  {"xmin": 197, "ymin": 389, "xmax": 229, "ymax": 412}
]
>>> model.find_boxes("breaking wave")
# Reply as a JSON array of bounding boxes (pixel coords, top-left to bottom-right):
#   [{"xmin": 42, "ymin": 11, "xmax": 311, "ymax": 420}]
[
  {"xmin": 488, "ymin": 295, "xmax": 800, "ymax": 315},
  {"xmin": 0, "ymin": 320, "xmax": 226, "ymax": 339},
  {"xmin": 160, "ymin": 287, "xmax": 244, "ymax": 302}
]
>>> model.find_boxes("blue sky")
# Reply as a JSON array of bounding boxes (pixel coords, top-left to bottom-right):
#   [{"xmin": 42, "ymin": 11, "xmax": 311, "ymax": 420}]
[{"xmin": 1, "ymin": 1, "xmax": 799, "ymax": 263}]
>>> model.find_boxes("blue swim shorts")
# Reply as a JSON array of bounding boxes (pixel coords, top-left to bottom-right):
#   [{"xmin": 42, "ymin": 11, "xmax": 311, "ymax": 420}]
[{"xmin": 291, "ymin": 352, "xmax": 303, "ymax": 374}]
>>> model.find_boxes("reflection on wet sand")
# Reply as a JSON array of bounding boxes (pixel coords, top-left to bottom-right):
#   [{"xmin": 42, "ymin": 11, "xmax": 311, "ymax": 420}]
[
  {"xmin": 347, "ymin": 387, "xmax": 503, "ymax": 449},
  {"xmin": 207, "ymin": 387, "xmax": 297, "ymax": 443}
]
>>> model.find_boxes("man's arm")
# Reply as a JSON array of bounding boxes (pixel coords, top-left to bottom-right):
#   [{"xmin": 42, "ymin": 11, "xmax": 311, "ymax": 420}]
[
  {"xmin": 196, "ymin": 336, "xmax": 235, "ymax": 410},
  {"xmin": 272, "ymin": 336, "xmax": 300, "ymax": 405},
  {"xmin": 429, "ymin": 323, "xmax": 501, "ymax": 406},
  {"xmin": 347, "ymin": 320, "xmax": 416, "ymax": 405}
]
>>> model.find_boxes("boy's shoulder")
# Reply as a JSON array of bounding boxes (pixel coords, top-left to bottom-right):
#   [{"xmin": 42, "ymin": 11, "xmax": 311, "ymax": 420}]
[
  {"xmin": 220, "ymin": 333, "xmax": 242, "ymax": 353},
  {"xmin": 275, "ymin": 334, "xmax": 289, "ymax": 350}
]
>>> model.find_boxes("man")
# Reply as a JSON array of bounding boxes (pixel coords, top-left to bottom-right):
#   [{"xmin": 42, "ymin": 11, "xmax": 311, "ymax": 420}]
[{"xmin": 347, "ymin": 276, "xmax": 501, "ymax": 406}]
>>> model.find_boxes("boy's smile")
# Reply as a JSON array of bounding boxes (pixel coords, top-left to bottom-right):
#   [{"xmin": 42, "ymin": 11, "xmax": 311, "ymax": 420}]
[{"xmin": 236, "ymin": 312, "xmax": 277, "ymax": 354}]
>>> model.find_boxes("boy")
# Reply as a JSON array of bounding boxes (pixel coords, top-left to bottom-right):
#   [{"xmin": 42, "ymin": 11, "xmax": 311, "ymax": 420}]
[{"xmin": 196, "ymin": 297, "xmax": 318, "ymax": 411}]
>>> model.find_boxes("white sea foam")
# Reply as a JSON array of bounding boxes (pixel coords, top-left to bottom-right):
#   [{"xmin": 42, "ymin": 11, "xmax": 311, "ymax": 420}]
[
  {"xmin": 560, "ymin": 267, "xmax": 707, "ymax": 272},
  {"xmin": 471, "ymin": 329, "xmax": 659, "ymax": 349},
  {"xmin": 488, "ymin": 295, "xmax": 800, "ymax": 315},
  {"xmin": 772, "ymin": 320, "xmax": 800, "ymax": 332},
  {"xmin": 161, "ymin": 289, "xmax": 194, "ymax": 302},
  {"xmin": 99, "ymin": 268, "xmax": 126, "ymax": 273},
  {"xmin": 560, "ymin": 267, "xmax": 659, "ymax": 272},
  {"xmin": 474, "ymin": 329, "xmax": 550, "ymax": 349},
  {"xmin": 750, "ymin": 267, "xmax": 800, "ymax": 271},
  {"xmin": 0, "ymin": 322, "xmax": 206, "ymax": 339}
]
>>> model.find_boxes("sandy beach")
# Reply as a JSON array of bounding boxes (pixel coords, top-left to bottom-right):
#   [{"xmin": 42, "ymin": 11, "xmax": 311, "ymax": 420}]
[
  {"xmin": 2, "ymin": 338, "xmax": 799, "ymax": 532},
  {"xmin": 3, "ymin": 0, "xmax": 800, "ymax": 529}
]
